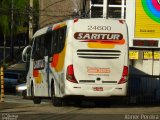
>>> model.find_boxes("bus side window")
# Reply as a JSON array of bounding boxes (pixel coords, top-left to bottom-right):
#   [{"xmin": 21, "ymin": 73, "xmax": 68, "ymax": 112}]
[
  {"xmin": 32, "ymin": 36, "xmax": 44, "ymax": 60},
  {"xmin": 45, "ymin": 32, "xmax": 52, "ymax": 56},
  {"xmin": 50, "ymin": 26, "xmax": 66, "ymax": 56},
  {"xmin": 57, "ymin": 26, "xmax": 66, "ymax": 53},
  {"xmin": 32, "ymin": 38, "xmax": 37, "ymax": 59},
  {"xmin": 51, "ymin": 30, "xmax": 58, "ymax": 55},
  {"xmin": 40, "ymin": 35, "xmax": 45, "ymax": 58}
]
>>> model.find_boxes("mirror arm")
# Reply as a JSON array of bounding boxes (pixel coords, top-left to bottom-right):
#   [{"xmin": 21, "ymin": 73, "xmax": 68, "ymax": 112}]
[{"xmin": 22, "ymin": 45, "xmax": 32, "ymax": 62}]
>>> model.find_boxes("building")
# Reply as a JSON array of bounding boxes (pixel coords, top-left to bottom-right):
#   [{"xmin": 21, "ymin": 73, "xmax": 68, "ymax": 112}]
[{"xmin": 39, "ymin": 0, "xmax": 87, "ymax": 28}]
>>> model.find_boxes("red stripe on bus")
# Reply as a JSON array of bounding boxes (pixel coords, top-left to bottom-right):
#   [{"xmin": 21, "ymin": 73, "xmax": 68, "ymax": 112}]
[
  {"xmin": 51, "ymin": 54, "xmax": 59, "ymax": 67},
  {"xmin": 33, "ymin": 70, "xmax": 39, "ymax": 77}
]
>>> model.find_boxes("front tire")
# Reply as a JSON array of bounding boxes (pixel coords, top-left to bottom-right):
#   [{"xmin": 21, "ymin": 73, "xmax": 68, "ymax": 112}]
[
  {"xmin": 51, "ymin": 82, "xmax": 63, "ymax": 107},
  {"xmin": 31, "ymin": 84, "xmax": 41, "ymax": 104}
]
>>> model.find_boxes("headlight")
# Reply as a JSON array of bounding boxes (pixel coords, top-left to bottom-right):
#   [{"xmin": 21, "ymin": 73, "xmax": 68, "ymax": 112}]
[{"xmin": 16, "ymin": 85, "xmax": 27, "ymax": 91}]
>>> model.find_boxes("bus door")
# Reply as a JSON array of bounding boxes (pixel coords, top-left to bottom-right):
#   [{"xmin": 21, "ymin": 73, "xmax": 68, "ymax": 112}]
[{"xmin": 31, "ymin": 36, "xmax": 49, "ymax": 96}]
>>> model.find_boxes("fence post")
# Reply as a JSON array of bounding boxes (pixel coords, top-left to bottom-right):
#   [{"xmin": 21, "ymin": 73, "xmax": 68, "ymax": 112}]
[{"xmin": 1, "ymin": 66, "xmax": 4, "ymax": 102}]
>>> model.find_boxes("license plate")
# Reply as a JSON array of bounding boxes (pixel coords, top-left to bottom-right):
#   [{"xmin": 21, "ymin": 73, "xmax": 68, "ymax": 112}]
[{"xmin": 93, "ymin": 87, "xmax": 103, "ymax": 91}]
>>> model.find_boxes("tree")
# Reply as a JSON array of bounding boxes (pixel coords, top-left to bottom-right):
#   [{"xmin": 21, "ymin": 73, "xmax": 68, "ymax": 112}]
[
  {"xmin": 0, "ymin": 0, "xmax": 10, "ymax": 66},
  {"xmin": 0, "ymin": 0, "xmax": 39, "ymax": 65}
]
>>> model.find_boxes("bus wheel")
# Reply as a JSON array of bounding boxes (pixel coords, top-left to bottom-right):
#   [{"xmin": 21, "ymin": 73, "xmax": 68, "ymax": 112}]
[
  {"xmin": 51, "ymin": 83, "xmax": 62, "ymax": 107},
  {"xmin": 31, "ymin": 84, "xmax": 41, "ymax": 104}
]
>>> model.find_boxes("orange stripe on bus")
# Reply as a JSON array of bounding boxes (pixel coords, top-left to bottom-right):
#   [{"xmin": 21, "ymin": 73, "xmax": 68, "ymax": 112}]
[
  {"xmin": 53, "ymin": 23, "xmax": 66, "ymax": 30},
  {"xmin": 88, "ymin": 39, "xmax": 126, "ymax": 48},
  {"xmin": 53, "ymin": 25, "xmax": 61, "ymax": 30},
  {"xmin": 51, "ymin": 54, "xmax": 59, "ymax": 67}
]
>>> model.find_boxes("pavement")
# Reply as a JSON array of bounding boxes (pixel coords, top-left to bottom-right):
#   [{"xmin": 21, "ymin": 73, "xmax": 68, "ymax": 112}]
[{"xmin": 0, "ymin": 95, "xmax": 160, "ymax": 120}]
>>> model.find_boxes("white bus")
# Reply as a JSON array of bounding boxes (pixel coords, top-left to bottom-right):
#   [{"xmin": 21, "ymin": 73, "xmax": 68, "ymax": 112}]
[{"xmin": 22, "ymin": 18, "xmax": 129, "ymax": 106}]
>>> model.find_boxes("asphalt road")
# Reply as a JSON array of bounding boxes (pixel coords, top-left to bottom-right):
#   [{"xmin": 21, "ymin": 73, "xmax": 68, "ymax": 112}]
[{"xmin": 0, "ymin": 95, "xmax": 160, "ymax": 120}]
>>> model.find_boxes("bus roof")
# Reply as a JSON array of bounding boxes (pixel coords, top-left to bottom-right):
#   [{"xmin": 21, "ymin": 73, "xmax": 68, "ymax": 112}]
[
  {"xmin": 32, "ymin": 19, "xmax": 125, "ymax": 38},
  {"xmin": 33, "ymin": 21, "xmax": 67, "ymax": 38}
]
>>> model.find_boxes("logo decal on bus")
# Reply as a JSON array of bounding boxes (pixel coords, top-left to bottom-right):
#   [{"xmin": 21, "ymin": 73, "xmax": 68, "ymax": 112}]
[
  {"xmin": 74, "ymin": 32, "xmax": 125, "ymax": 48},
  {"xmin": 74, "ymin": 32, "xmax": 123, "ymax": 41},
  {"xmin": 87, "ymin": 67, "xmax": 111, "ymax": 74},
  {"xmin": 74, "ymin": 32, "xmax": 125, "ymax": 44}
]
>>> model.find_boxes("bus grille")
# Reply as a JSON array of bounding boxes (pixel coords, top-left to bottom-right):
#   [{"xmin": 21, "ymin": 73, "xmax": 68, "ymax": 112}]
[{"xmin": 77, "ymin": 49, "xmax": 121, "ymax": 59}]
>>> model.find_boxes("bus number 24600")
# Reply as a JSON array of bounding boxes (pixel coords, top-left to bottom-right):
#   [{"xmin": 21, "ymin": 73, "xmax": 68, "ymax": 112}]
[{"xmin": 88, "ymin": 26, "xmax": 111, "ymax": 31}]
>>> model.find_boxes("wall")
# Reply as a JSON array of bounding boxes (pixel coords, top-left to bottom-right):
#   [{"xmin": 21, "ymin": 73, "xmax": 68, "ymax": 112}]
[{"xmin": 38, "ymin": 0, "xmax": 85, "ymax": 28}]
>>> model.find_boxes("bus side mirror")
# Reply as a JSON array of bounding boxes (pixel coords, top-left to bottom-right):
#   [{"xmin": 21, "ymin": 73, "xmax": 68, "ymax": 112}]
[{"xmin": 22, "ymin": 45, "xmax": 32, "ymax": 62}]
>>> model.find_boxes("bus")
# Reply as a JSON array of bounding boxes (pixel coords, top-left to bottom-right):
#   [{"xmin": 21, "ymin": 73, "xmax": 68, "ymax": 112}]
[{"xmin": 22, "ymin": 18, "xmax": 129, "ymax": 106}]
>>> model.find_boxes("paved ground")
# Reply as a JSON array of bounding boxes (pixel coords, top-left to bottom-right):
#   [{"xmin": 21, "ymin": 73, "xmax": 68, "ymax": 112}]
[{"xmin": 0, "ymin": 95, "xmax": 160, "ymax": 120}]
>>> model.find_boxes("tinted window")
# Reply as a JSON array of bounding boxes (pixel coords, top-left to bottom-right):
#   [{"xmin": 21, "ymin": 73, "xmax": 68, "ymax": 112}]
[
  {"xmin": 58, "ymin": 26, "xmax": 66, "ymax": 52},
  {"xmin": 50, "ymin": 26, "xmax": 67, "ymax": 55},
  {"xmin": 32, "ymin": 26, "xmax": 67, "ymax": 58},
  {"xmin": 108, "ymin": 7, "xmax": 121, "ymax": 18},
  {"xmin": 32, "ymin": 35, "xmax": 45, "ymax": 60},
  {"xmin": 108, "ymin": 0, "xmax": 122, "ymax": 5},
  {"xmin": 91, "ymin": 7, "xmax": 103, "ymax": 18},
  {"xmin": 91, "ymin": 0, "xmax": 103, "ymax": 4},
  {"xmin": 45, "ymin": 32, "xmax": 52, "ymax": 56}
]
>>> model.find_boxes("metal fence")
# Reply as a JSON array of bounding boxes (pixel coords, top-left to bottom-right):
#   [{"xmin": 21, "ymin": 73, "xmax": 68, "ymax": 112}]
[{"xmin": 128, "ymin": 75, "xmax": 160, "ymax": 105}]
